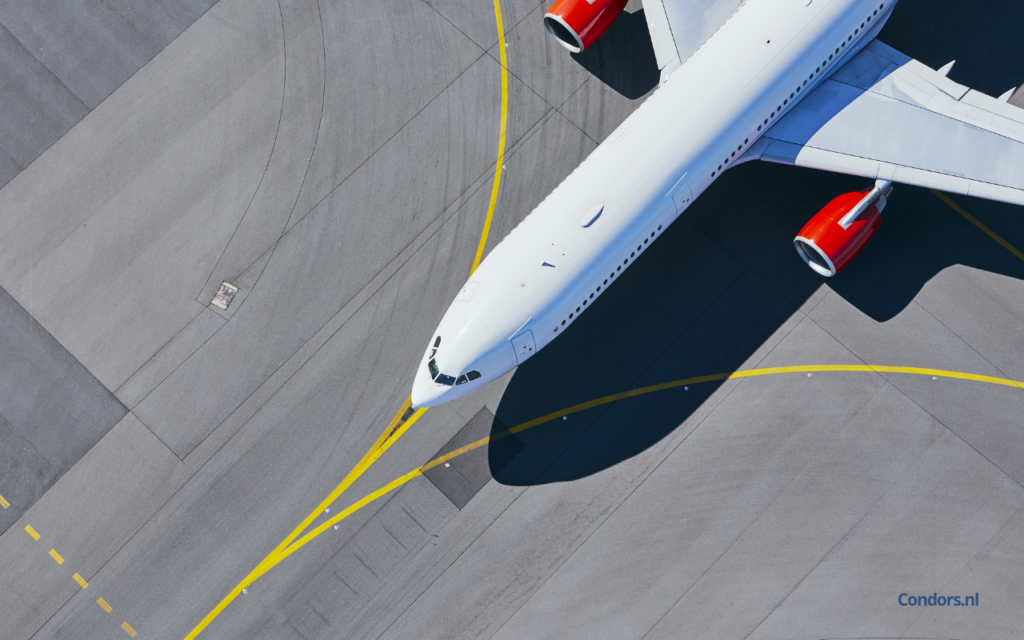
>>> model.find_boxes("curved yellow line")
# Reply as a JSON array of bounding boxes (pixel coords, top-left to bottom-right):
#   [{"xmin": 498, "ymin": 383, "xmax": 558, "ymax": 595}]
[
  {"xmin": 931, "ymin": 190, "xmax": 1024, "ymax": 264},
  {"xmin": 184, "ymin": 1, "xmax": 510, "ymax": 637},
  {"xmin": 470, "ymin": 0, "xmax": 508, "ymax": 275},
  {"xmin": 202, "ymin": 363, "xmax": 1024, "ymax": 613},
  {"xmin": 182, "ymin": 364, "xmax": 1024, "ymax": 638},
  {"xmin": 182, "ymin": 405, "xmax": 428, "ymax": 640}
]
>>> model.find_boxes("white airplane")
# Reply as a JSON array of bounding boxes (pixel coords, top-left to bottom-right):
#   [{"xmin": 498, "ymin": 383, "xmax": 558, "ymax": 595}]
[{"xmin": 411, "ymin": 0, "xmax": 1024, "ymax": 408}]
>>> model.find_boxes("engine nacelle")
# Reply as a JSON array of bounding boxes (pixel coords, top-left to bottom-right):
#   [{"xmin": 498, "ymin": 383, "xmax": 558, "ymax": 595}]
[
  {"xmin": 794, "ymin": 181, "xmax": 893, "ymax": 277},
  {"xmin": 544, "ymin": 0, "xmax": 628, "ymax": 53}
]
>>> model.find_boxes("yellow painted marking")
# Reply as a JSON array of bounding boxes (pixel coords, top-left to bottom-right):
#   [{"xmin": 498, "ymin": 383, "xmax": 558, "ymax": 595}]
[
  {"xmin": 24, "ymin": 525, "xmax": 39, "ymax": 540},
  {"xmin": 183, "ymin": 402, "xmax": 429, "ymax": 640},
  {"xmin": 97, "ymin": 597, "xmax": 113, "ymax": 613},
  {"xmin": 932, "ymin": 190, "xmax": 1024, "ymax": 263},
  {"xmin": 122, "ymin": 621, "xmax": 137, "ymax": 637},
  {"xmin": 243, "ymin": 365, "xmax": 1024, "ymax": 560},
  {"xmin": 73, "ymin": 573, "xmax": 89, "ymax": 589},
  {"xmin": 186, "ymin": 363, "xmax": 1024, "ymax": 640},
  {"xmin": 0, "ymin": 494, "xmax": 9, "ymax": 509},
  {"xmin": 49, "ymin": 549, "xmax": 64, "ymax": 565},
  {"xmin": 470, "ymin": 0, "xmax": 508, "ymax": 274}
]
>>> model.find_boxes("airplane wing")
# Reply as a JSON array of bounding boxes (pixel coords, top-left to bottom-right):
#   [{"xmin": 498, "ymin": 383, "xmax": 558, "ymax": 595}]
[
  {"xmin": 743, "ymin": 39, "xmax": 1024, "ymax": 206},
  {"xmin": 642, "ymin": 0, "xmax": 744, "ymax": 82}
]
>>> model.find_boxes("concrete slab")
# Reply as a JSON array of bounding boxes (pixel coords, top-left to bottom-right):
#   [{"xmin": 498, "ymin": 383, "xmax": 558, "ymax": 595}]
[
  {"xmin": 745, "ymin": 429, "xmax": 1024, "ymax": 640},
  {"xmin": 0, "ymin": 0, "xmax": 218, "ymax": 193},
  {"xmin": 113, "ymin": 307, "xmax": 225, "ymax": 409},
  {"xmin": 196, "ymin": 0, "xmax": 326, "ymax": 303},
  {"xmin": 133, "ymin": 51, "xmax": 550, "ymax": 459},
  {"xmin": 0, "ymin": 413, "xmax": 56, "ymax": 535},
  {"xmin": 0, "ymin": 1, "xmax": 163, "ymax": 109},
  {"xmin": 0, "ymin": 412, "xmax": 183, "ymax": 640},
  {"xmin": 0, "ymin": 23, "xmax": 88, "ymax": 173},
  {"xmin": 0, "ymin": 0, "xmax": 286, "ymax": 392},
  {"xmin": 0, "ymin": 285, "xmax": 126, "ymax": 534},
  {"xmin": 424, "ymin": 0, "xmax": 544, "ymax": 52},
  {"xmin": 284, "ymin": 0, "xmax": 487, "ymax": 231},
  {"xmin": 422, "ymin": 408, "xmax": 523, "ymax": 509}
]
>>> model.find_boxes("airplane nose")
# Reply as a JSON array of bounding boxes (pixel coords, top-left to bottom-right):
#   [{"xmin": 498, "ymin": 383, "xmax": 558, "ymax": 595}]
[{"xmin": 411, "ymin": 371, "xmax": 448, "ymax": 408}]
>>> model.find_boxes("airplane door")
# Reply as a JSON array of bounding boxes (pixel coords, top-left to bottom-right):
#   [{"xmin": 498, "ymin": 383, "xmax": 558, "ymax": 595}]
[
  {"xmin": 669, "ymin": 180, "xmax": 692, "ymax": 215},
  {"xmin": 510, "ymin": 330, "xmax": 536, "ymax": 365}
]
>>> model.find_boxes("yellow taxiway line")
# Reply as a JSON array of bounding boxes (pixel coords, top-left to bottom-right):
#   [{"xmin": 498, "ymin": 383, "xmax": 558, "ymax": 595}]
[
  {"xmin": 932, "ymin": 190, "xmax": 1024, "ymax": 263},
  {"xmin": 470, "ymin": 0, "xmax": 509, "ymax": 275},
  {"xmin": 184, "ymin": 362, "xmax": 1022, "ymax": 638},
  {"xmin": 185, "ymin": 2, "xmax": 511, "ymax": 635},
  {"xmin": 182, "ymin": 15, "xmax": 1024, "ymax": 640}
]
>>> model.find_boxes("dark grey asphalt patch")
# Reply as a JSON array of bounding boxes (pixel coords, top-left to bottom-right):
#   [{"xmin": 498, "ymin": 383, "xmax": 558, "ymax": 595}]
[
  {"xmin": 0, "ymin": 285, "xmax": 127, "ymax": 533},
  {"xmin": 422, "ymin": 407, "xmax": 524, "ymax": 509}
]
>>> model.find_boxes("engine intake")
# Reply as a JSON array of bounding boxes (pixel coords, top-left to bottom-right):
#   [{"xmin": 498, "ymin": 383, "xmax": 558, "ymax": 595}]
[
  {"xmin": 794, "ymin": 180, "xmax": 893, "ymax": 277},
  {"xmin": 544, "ymin": 0, "xmax": 628, "ymax": 53}
]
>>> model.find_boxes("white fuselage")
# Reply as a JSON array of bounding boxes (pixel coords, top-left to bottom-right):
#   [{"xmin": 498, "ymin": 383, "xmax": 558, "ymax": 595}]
[{"xmin": 412, "ymin": 0, "xmax": 896, "ymax": 407}]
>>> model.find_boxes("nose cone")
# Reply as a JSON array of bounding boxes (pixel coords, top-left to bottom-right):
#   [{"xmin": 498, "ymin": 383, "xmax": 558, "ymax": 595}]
[{"xmin": 410, "ymin": 367, "xmax": 450, "ymax": 408}]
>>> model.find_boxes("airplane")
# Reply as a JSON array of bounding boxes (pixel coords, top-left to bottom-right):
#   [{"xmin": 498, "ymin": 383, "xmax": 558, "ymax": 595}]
[{"xmin": 410, "ymin": 0, "xmax": 1024, "ymax": 408}]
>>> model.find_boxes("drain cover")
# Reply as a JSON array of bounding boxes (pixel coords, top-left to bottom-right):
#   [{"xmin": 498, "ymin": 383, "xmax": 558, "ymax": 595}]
[{"xmin": 211, "ymin": 282, "xmax": 238, "ymax": 310}]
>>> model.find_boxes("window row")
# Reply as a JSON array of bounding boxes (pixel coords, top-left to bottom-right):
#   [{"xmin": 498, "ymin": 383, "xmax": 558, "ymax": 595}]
[
  {"xmin": 710, "ymin": 4, "xmax": 885, "ymax": 181},
  {"xmin": 553, "ymin": 224, "xmax": 665, "ymax": 334}
]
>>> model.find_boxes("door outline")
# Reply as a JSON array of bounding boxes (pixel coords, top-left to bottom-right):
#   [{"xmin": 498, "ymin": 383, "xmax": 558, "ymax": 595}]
[
  {"xmin": 669, "ymin": 179, "xmax": 692, "ymax": 215},
  {"xmin": 510, "ymin": 329, "xmax": 536, "ymax": 365}
]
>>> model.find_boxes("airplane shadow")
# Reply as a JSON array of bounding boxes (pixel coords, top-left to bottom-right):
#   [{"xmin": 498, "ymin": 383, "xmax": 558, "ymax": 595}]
[
  {"xmin": 488, "ymin": 0, "xmax": 1024, "ymax": 486},
  {"xmin": 570, "ymin": 9, "xmax": 660, "ymax": 100}
]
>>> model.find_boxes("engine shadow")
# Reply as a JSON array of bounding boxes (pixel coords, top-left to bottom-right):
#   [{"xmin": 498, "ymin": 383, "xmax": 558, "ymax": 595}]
[
  {"xmin": 487, "ymin": 0, "xmax": 1024, "ymax": 486},
  {"xmin": 570, "ymin": 9, "xmax": 659, "ymax": 100}
]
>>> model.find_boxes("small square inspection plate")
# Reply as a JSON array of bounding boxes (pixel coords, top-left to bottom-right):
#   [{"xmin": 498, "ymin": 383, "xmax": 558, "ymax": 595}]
[{"xmin": 212, "ymin": 282, "xmax": 238, "ymax": 310}]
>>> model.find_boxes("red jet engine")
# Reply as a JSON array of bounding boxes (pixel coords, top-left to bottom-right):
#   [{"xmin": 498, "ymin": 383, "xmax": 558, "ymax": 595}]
[
  {"xmin": 544, "ymin": 0, "xmax": 628, "ymax": 53},
  {"xmin": 794, "ymin": 180, "xmax": 893, "ymax": 277}
]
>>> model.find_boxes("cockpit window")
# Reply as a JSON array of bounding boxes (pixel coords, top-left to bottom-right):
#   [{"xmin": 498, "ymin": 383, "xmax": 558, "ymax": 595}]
[
  {"xmin": 436, "ymin": 373, "xmax": 456, "ymax": 386},
  {"xmin": 433, "ymin": 336, "xmax": 441, "ymax": 348},
  {"xmin": 456, "ymin": 375, "xmax": 468, "ymax": 385},
  {"xmin": 428, "ymin": 358, "xmax": 439, "ymax": 380},
  {"xmin": 466, "ymin": 370, "xmax": 481, "ymax": 381}
]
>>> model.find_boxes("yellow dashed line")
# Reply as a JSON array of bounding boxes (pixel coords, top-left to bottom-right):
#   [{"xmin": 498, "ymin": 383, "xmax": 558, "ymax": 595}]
[
  {"xmin": 49, "ymin": 549, "xmax": 64, "ymax": 565},
  {"xmin": 73, "ymin": 573, "xmax": 89, "ymax": 589},
  {"xmin": 0, "ymin": 494, "xmax": 9, "ymax": 509},
  {"xmin": 122, "ymin": 621, "xmax": 137, "ymax": 637},
  {"xmin": 24, "ymin": 525, "xmax": 40, "ymax": 540},
  {"xmin": 932, "ymin": 190, "xmax": 1024, "ymax": 263},
  {"xmin": 97, "ymin": 597, "xmax": 113, "ymax": 613}
]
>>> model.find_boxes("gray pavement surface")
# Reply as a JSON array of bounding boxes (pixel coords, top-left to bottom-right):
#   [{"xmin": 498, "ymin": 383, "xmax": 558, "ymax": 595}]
[
  {"xmin": 1, "ymin": 0, "xmax": 1024, "ymax": 639},
  {"xmin": 0, "ymin": 0, "xmax": 218, "ymax": 191},
  {"xmin": 0, "ymin": 286, "xmax": 126, "ymax": 535}
]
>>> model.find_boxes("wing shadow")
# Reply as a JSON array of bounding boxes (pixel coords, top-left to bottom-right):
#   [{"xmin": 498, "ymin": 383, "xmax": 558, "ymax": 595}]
[
  {"xmin": 486, "ymin": 0, "xmax": 1024, "ymax": 487},
  {"xmin": 570, "ymin": 9, "xmax": 660, "ymax": 100}
]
